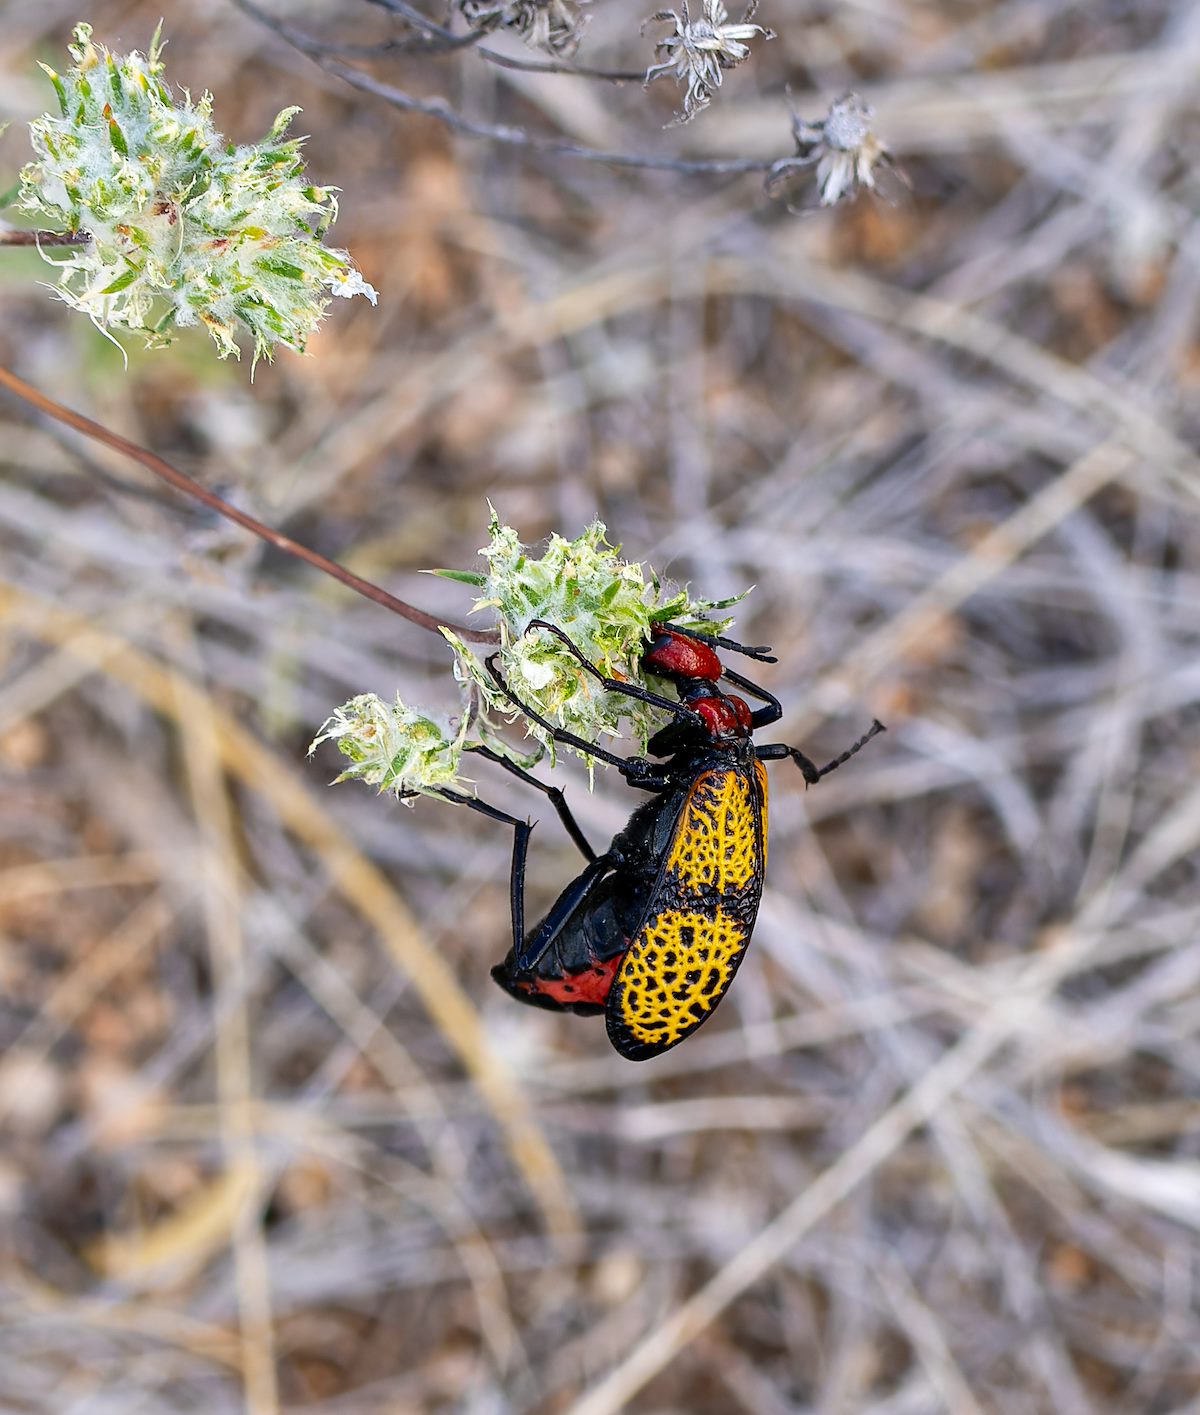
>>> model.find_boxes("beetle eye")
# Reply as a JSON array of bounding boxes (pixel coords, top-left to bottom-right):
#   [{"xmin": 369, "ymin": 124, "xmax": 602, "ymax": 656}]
[{"xmin": 641, "ymin": 632, "xmax": 678, "ymax": 675}]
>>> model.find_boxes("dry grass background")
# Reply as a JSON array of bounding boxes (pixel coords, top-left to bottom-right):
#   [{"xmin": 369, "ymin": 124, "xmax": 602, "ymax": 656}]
[{"xmin": 2, "ymin": 0, "xmax": 1200, "ymax": 1411}]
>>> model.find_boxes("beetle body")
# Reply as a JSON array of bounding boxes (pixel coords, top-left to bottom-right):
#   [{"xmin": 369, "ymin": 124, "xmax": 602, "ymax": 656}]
[
  {"xmin": 458, "ymin": 621, "xmax": 880, "ymax": 1062},
  {"xmin": 489, "ymin": 627, "xmax": 781, "ymax": 1060}
]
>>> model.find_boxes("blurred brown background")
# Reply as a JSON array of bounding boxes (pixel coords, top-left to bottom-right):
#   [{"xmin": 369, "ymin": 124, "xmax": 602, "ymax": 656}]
[{"xmin": 2, "ymin": 1, "xmax": 1199, "ymax": 1411}]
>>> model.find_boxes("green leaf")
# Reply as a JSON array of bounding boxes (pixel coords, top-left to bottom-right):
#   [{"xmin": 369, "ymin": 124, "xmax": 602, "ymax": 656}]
[
  {"xmin": 702, "ymin": 589, "xmax": 753, "ymax": 610},
  {"xmin": 424, "ymin": 568, "xmax": 488, "ymax": 586},
  {"xmin": 254, "ymin": 256, "xmax": 305, "ymax": 281},
  {"xmin": 38, "ymin": 64, "xmax": 70, "ymax": 117},
  {"xmin": 106, "ymin": 114, "xmax": 130, "ymax": 157},
  {"xmin": 100, "ymin": 265, "xmax": 140, "ymax": 295},
  {"xmin": 266, "ymin": 106, "xmax": 302, "ymax": 142},
  {"xmin": 144, "ymin": 19, "xmax": 164, "ymax": 65}
]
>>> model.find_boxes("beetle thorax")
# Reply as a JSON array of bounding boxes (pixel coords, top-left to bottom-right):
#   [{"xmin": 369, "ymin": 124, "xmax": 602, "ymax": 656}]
[{"xmin": 673, "ymin": 679, "xmax": 751, "ymax": 745}]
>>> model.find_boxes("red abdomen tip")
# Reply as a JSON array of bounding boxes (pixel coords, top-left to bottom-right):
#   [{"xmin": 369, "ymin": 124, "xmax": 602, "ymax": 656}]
[{"xmin": 520, "ymin": 952, "xmax": 623, "ymax": 1006}]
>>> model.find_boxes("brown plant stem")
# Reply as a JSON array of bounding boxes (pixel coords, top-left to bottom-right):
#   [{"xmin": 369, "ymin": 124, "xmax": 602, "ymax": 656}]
[
  {"xmin": 0, "ymin": 364, "xmax": 499, "ymax": 644},
  {"xmin": 0, "ymin": 229, "xmax": 92, "ymax": 247}
]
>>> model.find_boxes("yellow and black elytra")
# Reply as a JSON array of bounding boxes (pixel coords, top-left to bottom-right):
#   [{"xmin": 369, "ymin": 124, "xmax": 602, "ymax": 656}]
[{"xmin": 434, "ymin": 619, "xmax": 883, "ymax": 1061}]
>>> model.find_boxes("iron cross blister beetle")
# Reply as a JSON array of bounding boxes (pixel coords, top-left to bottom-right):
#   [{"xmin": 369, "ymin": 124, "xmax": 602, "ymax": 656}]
[{"xmin": 436, "ymin": 619, "xmax": 883, "ymax": 1061}]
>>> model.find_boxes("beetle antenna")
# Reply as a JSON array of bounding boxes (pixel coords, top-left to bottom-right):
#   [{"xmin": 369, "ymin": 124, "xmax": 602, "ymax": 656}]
[
  {"xmin": 665, "ymin": 624, "xmax": 777, "ymax": 663},
  {"xmin": 813, "ymin": 719, "xmax": 886, "ymax": 779}
]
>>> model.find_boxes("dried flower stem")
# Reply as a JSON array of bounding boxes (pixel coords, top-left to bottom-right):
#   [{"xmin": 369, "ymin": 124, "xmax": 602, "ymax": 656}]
[
  {"xmin": 0, "ymin": 364, "xmax": 497, "ymax": 644},
  {"xmin": 464, "ymin": 47, "xmax": 645, "ymax": 81},
  {"xmin": 364, "ymin": 0, "xmax": 487, "ymax": 52},
  {"xmin": 234, "ymin": 0, "xmax": 776, "ymax": 175},
  {"xmin": 319, "ymin": 55, "xmax": 772, "ymax": 173}
]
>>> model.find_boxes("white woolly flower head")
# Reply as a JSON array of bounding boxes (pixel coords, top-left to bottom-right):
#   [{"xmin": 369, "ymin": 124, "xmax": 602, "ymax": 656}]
[
  {"xmin": 18, "ymin": 23, "xmax": 376, "ymax": 366},
  {"xmin": 309, "ymin": 694, "xmax": 471, "ymax": 801},
  {"xmin": 435, "ymin": 509, "xmax": 748, "ymax": 765}
]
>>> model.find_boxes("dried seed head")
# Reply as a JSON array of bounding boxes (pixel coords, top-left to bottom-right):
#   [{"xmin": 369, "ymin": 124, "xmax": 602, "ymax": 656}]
[
  {"xmin": 643, "ymin": 0, "xmax": 774, "ymax": 125},
  {"xmin": 821, "ymin": 93, "xmax": 877, "ymax": 152},
  {"xmin": 768, "ymin": 92, "xmax": 899, "ymax": 207},
  {"xmin": 458, "ymin": 0, "xmax": 590, "ymax": 58}
]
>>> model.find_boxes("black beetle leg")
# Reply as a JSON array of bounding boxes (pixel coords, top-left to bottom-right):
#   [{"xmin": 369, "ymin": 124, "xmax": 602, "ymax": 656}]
[
  {"xmin": 465, "ymin": 742, "xmax": 597, "ymax": 862},
  {"xmin": 674, "ymin": 626, "xmax": 777, "ymax": 665},
  {"xmin": 512, "ymin": 850, "xmax": 620, "ymax": 971},
  {"xmin": 484, "ymin": 654, "xmax": 662, "ymax": 785},
  {"xmin": 525, "ymin": 619, "xmax": 705, "ymax": 729},
  {"xmin": 420, "ymin": 785, "xmax": 617, "ymax": 973},
  {"xmin": 719, "ymin": 663, "xmax": 783, "ymax": 729},
  {"xmin": 434, "ymin": 788, "xmax": 538, "ymax": 959}
]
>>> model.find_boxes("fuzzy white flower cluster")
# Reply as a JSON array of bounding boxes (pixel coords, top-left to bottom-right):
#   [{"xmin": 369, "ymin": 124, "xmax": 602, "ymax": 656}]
[
  {"xmin": 309, "ymin": 694, "xmax": 471, "ymax": 802},
  {"xmin": 18, "ymin": 23, "xmax": 376, "ymax": 366},
  {"xmin": 438, "ymin": 511, "xmax": 745, "ymax": 764}
]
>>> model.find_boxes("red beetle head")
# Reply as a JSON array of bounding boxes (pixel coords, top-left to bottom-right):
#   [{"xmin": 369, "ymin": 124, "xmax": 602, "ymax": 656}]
[{"xmin": 642, "ymin": 625, "xmax": 722, "ymax": 683}]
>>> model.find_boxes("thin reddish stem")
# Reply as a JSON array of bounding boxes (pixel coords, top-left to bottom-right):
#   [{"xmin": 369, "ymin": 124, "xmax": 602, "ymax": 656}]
[
  {"xmin": 0, "ymin": 229, "xmax": 92, "ymax": 247},
  {"xmin": 0, "ymin": 364, "xmax": 498, "ymax": 644}
]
